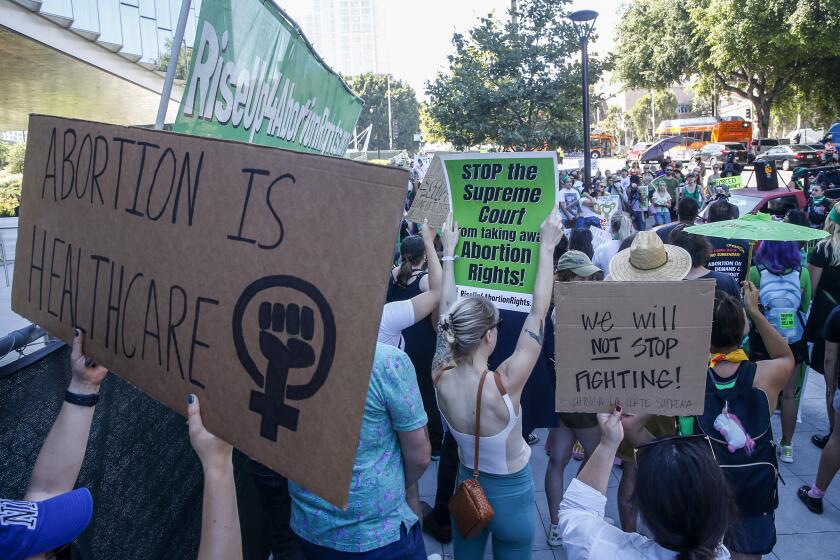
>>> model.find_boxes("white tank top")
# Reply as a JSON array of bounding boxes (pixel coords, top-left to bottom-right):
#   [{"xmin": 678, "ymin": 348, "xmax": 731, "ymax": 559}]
[{"xmin": 437, "ymin": 370, "xmax": 531, "ymax": 475}]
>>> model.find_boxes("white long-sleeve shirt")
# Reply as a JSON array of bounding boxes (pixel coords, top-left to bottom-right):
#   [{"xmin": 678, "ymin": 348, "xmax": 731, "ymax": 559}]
[{"xmin": 558, "ymin": 479, "xmax": 731, "ymax": 560}]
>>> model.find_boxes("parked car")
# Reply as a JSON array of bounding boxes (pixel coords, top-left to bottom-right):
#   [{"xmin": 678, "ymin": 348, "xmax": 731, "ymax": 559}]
[
  {"xmin": 695, "ymin": 142, "xmax": 750, "ymax": 166},
  {"xmin": 808, "ymin": 144, "xmax": 826, "ymax": 159},
  {"xmin": 751, "ymin": 138, "xmax": 780, "ymax": 156},
  {"xmin": 625, "ymin": 142, "xmax": 654, "ymax": 165},
  {"xmin": 698, "ymin": 187, "xmax": 807, "ymax": 223},
  {"xmin": 757, "ymin": 144, "xmax": 820, "ymax": 170}
]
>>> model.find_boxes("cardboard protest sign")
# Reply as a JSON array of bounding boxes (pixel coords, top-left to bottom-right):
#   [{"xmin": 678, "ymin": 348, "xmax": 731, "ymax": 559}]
[
  {"xmin": 406, "ymin": 153, "xmax": 450, "ymax": 229},
  {"xmin": 711, "ymin": 175, "xmax": 743, "ymax": 190},
  {"xmin": 589, "ymin": 225, "xmax": 612, "ymax": 250},
  {"xmin": 554, "ymin": 280, "xmax": 715, "ymax": 415},
  {"xmin": 597, "ymin": 195, "xmax": 621, "ymax": 229},
  {"xmin": 443, "ymin": 152, "xmax": 558, "ymax": 312},
  {"xmin": 12, "ymin": 115, "xmax": 407, "ymax": 507}
]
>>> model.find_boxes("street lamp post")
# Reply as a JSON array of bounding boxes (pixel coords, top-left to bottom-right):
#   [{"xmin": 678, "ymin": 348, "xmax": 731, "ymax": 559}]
[{"xmin": 569, "ymin": 10, "xmax": 598, "ymax": 189}]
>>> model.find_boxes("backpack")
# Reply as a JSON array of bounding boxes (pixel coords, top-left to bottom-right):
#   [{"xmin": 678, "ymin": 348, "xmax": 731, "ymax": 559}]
[
  {"xmin": 758, "ymin": 265, "xmax": 804, "ymax": 343},
  {"xmin": 695, "ymin": 362, "xmax": 780, "ymax": 518}
]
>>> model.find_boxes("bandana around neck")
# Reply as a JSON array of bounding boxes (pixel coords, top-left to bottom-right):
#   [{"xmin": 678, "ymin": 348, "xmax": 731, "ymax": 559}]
[{"xmin": 709, "ymin": 349, "xmax": 749, "ymax": 368}]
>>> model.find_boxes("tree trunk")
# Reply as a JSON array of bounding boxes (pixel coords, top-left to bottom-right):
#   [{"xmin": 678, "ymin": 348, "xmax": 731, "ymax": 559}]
[{"xmin": 755, "ymin": 99, "xmax": 771, "ymax": 138}]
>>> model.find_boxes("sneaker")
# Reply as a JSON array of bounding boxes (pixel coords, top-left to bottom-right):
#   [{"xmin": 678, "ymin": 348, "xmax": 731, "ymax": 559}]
[
  {"xmin": 797, "ymin": 485, "xmax": 824, "ymax": 514},
  {"xmin": 547, "ymin": 523, "xmax": 563, "ymax": 547},
  {"xmin": 422, "ymin": 509, "xmax": 453, "ymax": 544},
  {"xmin": 812, "ymin": 432, "xmax": 832, "ymax": 449},
  {"xmin": 526, "ymin": 433, "xmax": 540, "ymax": 446},
  {"xmin": 572, "ymin": 441, "xmax": 584, "ymax": 461},
  {"xmin": 778, "ymin": 443, "xmax": 794, "ymax": 464}
]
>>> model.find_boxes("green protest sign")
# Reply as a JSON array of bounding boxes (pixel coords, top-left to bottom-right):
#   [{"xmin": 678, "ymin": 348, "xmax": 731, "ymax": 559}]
[
  {"xmin": 711, "ymin": 175, "xmax": 743, "ymax": 190},
  {"xmin": 442, "ymin": 153, "xmax": 558, "ymax": 312},
  {"xmin": 640, "ymin": 185, "xmax": 650, "ymax": 211},
  {"xmin": 174, "ymin": 0, "xmax": 363, "ymax": 157}
]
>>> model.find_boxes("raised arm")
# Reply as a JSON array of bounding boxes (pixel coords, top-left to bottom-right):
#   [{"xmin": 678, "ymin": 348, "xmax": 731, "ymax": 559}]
[
  {"xmin": 189, "ymin": 394, "xmax": 242, "ymax": 560},
  {"xmin": 431, "ymin": 217, "xmax": 460, "ymax": 376},
  {"xmin": 438, "ymin": 216, "xmax": 460, "ymax": 318},
  {"xmin": 25, "ymin": 331, "xmax": 108, "ymax": 502},
  {"xmin": 497, "ymin": 209, "xmax": 564, "ymax": 396},
  {"xmin": 743, "ymin": 281, "xmax": 795, "ymax": 406},
  {"xmin": 422, "ymin": 219, "xmax": 441, "ymax": 295},
  {"xmin": 577, "ymin": 408, "xmax": 624, "ymax": 496}
]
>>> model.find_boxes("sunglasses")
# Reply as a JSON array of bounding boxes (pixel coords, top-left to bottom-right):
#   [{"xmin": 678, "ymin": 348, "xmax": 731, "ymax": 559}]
[
  {"xmin": 633, "ymin": 433, "xmax": 716, "ymax": 463},
  {"xmin": 485, "ymin": 318, "xmax": 503, "ymax": 336}
]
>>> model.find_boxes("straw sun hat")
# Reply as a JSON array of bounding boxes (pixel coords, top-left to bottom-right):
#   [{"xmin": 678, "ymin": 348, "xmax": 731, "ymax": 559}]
[{"xmin": 608, "ymin": 231, "xmax": 691, "ymax": 281}]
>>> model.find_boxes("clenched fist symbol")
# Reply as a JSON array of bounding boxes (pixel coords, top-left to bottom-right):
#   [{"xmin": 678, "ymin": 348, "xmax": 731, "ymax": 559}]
[{"xmin": 233, "ymin": 276, "xmax": 336, "ymax": 441}]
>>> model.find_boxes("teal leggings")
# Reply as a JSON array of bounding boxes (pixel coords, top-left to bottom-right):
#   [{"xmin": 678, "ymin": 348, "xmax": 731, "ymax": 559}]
[{"xmin": 452, "ymin": 464, "xmax": 535, "ymax": 560}]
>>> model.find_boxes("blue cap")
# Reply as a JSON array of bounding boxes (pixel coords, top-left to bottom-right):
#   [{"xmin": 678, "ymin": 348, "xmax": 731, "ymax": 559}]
[{"xmin": 0, "ymin": 488, "xmax": 93, "ymax": 560}]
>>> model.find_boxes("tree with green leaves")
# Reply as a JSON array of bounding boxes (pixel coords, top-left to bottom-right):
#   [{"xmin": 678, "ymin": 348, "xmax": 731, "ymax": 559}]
[
  {"xmin": 598, "ymin": 106, "xmax": 626, "ymax": 144},
  {"xmin": 626, "ymin": 91, "xmax": 678, "ymax": 141},
  {"xmin": 345, "ymin": 74, "xmax": 420, "ymax": 151},
  {"xmin": 419, "ymin": 103, "xmax": 446, "ymax": 144},
  {"xmin": 5, "ymin": 142, "xmax": 26, "ymax": 174},
  {"xmin": 425, "ymin": 0, "xmax": 608, "ymax": 150},
  {"xmin": 0, "ymin": 142, "xmax": 9, "ymax": 171},
  {"xmin": 156, "ymin": 38, "xmax": 192, "ymax": 81},
  {"xmin": 614, "ymin": 0, "xmax": 840, "ymax": 137}
]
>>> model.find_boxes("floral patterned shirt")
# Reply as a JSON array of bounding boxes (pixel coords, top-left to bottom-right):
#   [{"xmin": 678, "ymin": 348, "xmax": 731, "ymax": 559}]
[{"xmin": 288, "ymin": 343, "xmax": 428, "ymax": 552}]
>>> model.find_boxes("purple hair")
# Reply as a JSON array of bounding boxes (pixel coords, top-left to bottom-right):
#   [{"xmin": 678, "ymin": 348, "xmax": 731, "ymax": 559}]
[{"xmin": 755, "ymin": 240, "xmax": 801, "ymax": 275}]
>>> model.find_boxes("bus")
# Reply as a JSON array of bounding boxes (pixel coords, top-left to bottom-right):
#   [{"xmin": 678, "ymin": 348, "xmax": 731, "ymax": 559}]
[
  {"xmin": 655, "ymin": 116, "xmax": 753, "ymax": 152},
  {"xmin": 590, "ymin": 133, "xmax": 616, "ymax": 158}
]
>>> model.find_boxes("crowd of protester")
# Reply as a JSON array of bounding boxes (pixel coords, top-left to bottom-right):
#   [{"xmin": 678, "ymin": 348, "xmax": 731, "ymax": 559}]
[{"xmin": 6, "ymin": 150, "xmax": 840, "ymax": 560}]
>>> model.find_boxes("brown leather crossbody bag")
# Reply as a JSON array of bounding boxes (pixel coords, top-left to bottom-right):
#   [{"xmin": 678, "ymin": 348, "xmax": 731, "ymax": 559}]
[{"xmin": 448, "ymin": 369, "xmax": 495, "ymax": 538}]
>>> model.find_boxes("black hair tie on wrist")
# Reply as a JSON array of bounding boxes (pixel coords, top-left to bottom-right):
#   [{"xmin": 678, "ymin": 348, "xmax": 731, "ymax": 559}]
[{"xmin": 65, "ymin": 390, "xmax": 98, "ymax": 407}]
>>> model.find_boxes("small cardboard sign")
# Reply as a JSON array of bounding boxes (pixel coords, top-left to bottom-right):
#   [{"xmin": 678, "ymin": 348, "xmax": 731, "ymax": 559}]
[
  {"xmin": 12, "ymin": 115, "xmax": 407, "ymax": 507},
  {"xmin": 589, "ymin": 225, "xmax": 612, "ymax": 250},
  {"xmin": 554, "ymin": 280, "xmax": 715, "ymax": 415},
  {"xmin": 711, "ymin": 175, "xmax": 743, "ymax": 190},
  {"xmin": 406, "ymin": 153, "xmax": 450, "ymax": 229}
]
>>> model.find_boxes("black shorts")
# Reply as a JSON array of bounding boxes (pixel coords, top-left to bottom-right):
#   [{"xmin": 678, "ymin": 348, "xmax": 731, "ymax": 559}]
[
  {"xmin": 749, "ymin": 334, "xmax": 808, "ymax": 365},
  {"xmin": 725, "ymin": 512, "xmax": 776, "ymax": 555},
  {"xmin": 557, "ymin": 412, "xmax": 598, "ymax": 430}
]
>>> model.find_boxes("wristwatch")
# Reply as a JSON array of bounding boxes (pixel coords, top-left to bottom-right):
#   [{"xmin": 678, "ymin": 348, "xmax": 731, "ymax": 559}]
[{"xmin": 65, "ymin": 390, "xmax": 98, "ymax": 407}]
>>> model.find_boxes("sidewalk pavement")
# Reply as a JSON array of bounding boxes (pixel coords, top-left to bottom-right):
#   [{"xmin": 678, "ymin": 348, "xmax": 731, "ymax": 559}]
[{"xmin": 418, "ymin": 369, "xmax": 840, "ymax": 559}]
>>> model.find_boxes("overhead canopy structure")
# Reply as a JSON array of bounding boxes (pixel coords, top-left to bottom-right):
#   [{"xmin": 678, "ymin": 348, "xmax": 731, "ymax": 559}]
[{"xmin": 0, "ymin": 0, "xmax": 186, "ymax": 130}]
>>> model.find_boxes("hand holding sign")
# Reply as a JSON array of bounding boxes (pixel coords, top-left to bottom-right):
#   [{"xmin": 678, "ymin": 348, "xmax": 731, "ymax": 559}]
[
  {"xmin": 742, "ymin": 280, "xmax": 761, "ymax": 318},
  {"xmin": 597, "ymin": 407, "xmax": 624, "ymax": 448},
  {"xmin": 441, "ymin": 215, "xmax": 459, "ymax": 256},
  {"xmin": 540, "ymin": 209, "xmax": 565, "ymax": 248}
]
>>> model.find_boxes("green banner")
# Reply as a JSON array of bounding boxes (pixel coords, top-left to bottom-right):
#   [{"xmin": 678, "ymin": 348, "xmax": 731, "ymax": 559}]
[
  {"xmin": 711, "ymin": 175, "xmax": 743, "ymax": 190},
  {"xmin": 173, "ymin": 0, "xmax": 363, "ymax": 156},
  {"xmin": 443, "ymin": 153, "xmax": 558, "ymax": 312}
]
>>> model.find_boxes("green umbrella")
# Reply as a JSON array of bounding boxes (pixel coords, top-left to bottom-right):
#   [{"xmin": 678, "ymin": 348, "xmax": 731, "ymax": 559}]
[{"xmin": 685, "ymin": 214, "xmax": 829, "ymax": 271}]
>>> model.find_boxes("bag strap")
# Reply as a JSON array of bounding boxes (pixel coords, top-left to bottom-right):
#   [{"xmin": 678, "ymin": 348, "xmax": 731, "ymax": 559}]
[{"xmin": 473, "ymin": 369, "xmax": 490, "ymax": 480}]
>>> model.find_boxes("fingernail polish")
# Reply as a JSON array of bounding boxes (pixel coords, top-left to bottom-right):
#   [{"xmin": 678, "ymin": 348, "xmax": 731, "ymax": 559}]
[
  {"xmin": 616, "ymin": 405, "xmax": 623, "ymax": 413},
  {"xmin": 75, "ymin": 329, "xmax": 81, "ymax": 336},
  {"xmin": 187, "ymin": 394, "xmax": 195, "ymax": 404}
]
